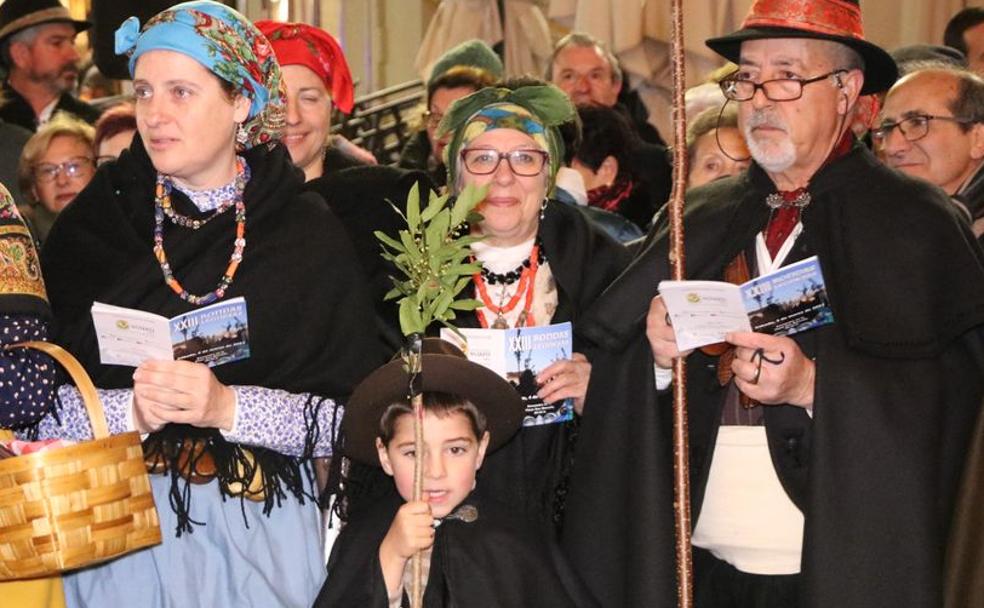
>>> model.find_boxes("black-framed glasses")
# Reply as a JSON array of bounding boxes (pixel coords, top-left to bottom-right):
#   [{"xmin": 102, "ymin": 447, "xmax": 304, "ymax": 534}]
[
  {"xmin": 871, "ymin": 114, "xmax": 976, "ymax": 146},
  {"xmin": 33, "ymin": 156, "xmax": 94, "ymax": 183},
  {"xmin": 461, "ymin": 148, "xmax": 549, "ymax": 177},
  {"xmin": 720, "ymin": 69, "xmax": 848, "ymax": 102}
]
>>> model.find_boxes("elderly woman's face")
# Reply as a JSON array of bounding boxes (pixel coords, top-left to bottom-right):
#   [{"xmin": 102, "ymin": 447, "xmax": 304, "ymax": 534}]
[
  {"xmin": 133, "ymin": 50, "xmax": 250, "ymax": 189},
  {"xmin": 687, "ymin": 127, "xmax": 750, "ymax": 189},
  {"xmin": 459, "ymin": 128, "xmax": 548, "ymax": 247},
  {"xmin": 32, "ymin": 134, "xmax": 94, "ymax": 214},
  {"xmin": 281, "ymin": 64, "xmax": 332, "ymax": 180}
]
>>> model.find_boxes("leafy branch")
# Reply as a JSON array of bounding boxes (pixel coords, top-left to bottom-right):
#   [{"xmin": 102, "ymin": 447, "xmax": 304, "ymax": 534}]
[{"xmin": 375, "ymin": 182, "xmax": 487, "ymax": 337}]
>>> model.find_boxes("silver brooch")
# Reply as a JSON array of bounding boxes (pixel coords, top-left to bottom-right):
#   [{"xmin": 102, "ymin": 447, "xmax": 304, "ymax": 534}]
[{"xmin": 765, "ymin": 191, "xmax": 812, "ymax": 209}]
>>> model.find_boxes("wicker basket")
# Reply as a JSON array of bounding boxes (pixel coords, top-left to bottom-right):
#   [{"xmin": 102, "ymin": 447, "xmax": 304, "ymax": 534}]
[{"xmin": 0, "ymin": 341, "xmax": 162, "ymax": 580}]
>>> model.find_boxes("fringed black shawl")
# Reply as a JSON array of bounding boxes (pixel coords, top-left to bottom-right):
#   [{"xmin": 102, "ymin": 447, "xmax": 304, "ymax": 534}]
[{"xmin": 40, "ymin": 134, "xmax": 383, "ymax": 533}]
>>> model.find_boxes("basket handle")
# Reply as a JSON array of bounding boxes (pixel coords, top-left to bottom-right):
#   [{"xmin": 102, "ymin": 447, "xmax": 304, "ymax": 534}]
[{"xmin": 6, "ymin": 341, "xmax": 109, "ymax": 439}]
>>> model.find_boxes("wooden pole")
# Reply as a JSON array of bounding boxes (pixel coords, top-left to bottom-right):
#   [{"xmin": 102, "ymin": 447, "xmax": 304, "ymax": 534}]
[
  {"xmin": 667, "ymin": 0, "xmax": 694, "ymax": 605},
  {"xmin": 407, "ymin": 337, "xmax": 425, "ymax": 608}
]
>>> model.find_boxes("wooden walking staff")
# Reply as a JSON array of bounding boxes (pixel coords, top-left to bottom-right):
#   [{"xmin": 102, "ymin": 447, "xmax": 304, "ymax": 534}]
[
  {"xmin": 375, "ymin": 183, "xmax": 487, "ymax": 608},
  {"xmin": 667, "ymin": 0, "xmax": 694, "ymax": 605}
]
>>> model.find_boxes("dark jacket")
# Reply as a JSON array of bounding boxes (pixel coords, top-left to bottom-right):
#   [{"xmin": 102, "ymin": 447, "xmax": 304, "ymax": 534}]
[
  {"xmin": 563, "ymin": 143, "xmax": 984, "ymax": 608},
  {"xmin": 316, "ymin": 489, "xmax": 599, "ymax": 607},
  {"xmin": 0, "ymin": 82, "xmax": 101, "ymax": 132},
  {"xmin": 397, "ymin": 129, "xmax": 448, "ymax": 190}
]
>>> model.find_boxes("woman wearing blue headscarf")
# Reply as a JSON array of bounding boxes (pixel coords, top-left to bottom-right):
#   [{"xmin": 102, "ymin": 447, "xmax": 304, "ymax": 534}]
[{"xmin": 32, "ymin": 2, "xmax": 381, "ymax": 606}]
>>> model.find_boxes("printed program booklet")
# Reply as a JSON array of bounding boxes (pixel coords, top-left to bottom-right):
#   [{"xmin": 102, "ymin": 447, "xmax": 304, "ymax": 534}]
[
  {"xmin": 658, "ymin": 255, "xmax": 834, "ymax": 351},
  {"xmin": 440, "ymin": 322, "xmax": 574, "ymax": 427},
  {"xmin": 91, "ymin": 297, "xmax": 251, "ymax": 367}
]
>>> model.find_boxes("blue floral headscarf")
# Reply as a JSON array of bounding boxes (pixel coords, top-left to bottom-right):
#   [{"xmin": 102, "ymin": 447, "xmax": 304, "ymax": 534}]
[{"xmin": 115, "ymin": 0, "xmax": 285, "ymax": 150}]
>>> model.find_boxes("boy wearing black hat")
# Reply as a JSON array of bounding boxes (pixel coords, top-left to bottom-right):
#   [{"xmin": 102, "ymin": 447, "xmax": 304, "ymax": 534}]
[{"xmin": 314, "ymin": 339, "xmax": 596, "ymax": 608}]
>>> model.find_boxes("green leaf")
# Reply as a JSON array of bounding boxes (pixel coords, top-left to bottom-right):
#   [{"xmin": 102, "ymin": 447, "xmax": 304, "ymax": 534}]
[
  {"xmin": 451, "ymin": 183, "xmax": 487, "ymax": 227},
  {"xmin": 420, "ymin": 188, "xmax": 447, "ymax": 223},
  {"xmin": 406, "ymin": 181, "xmax": 421, "ymax": 232},
  {"xmin": 449, "ymin": 298, "xmax": 482, "ymax": 311},
  {"xmin": 374, "ymin": 230, "xmax": 404, "ymax": 252}
]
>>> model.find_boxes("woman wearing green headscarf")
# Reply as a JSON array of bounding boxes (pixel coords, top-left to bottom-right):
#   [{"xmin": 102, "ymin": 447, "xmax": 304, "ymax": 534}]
[{"xmin": 437, "ymin": 78, "xmax": 631, "ymax": 531}]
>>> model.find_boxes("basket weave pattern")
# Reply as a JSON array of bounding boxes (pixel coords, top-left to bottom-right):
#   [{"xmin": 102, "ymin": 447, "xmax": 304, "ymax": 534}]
[{"xmin": 0, "ymin": 342, "xmax": 162, "ymax": 580}]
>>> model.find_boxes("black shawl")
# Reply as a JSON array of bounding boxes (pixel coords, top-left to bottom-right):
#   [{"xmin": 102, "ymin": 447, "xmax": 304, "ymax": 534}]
[
  {"xmin": 562, "ymin": 144, "xmax": 984, "ymax": 607},
  {"xmin": 316, "ymin": 489, "xmax": 599, "ymax": 608},
  {"xmin": 40, "ymin": 135, "xmax": 383, "ymax": 528}
]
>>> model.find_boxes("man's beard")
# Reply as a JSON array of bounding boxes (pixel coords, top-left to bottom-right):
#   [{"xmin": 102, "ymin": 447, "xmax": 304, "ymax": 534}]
[
  {"xmin": 30, "ymin": 62, "xmax": 77, "ymax": 96},
  {"xmin": 743, "ymin": 110, "xmax": 796, "ymax": 173}
]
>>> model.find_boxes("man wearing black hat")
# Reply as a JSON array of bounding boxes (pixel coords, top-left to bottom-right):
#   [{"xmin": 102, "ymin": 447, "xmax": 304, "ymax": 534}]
[
  {"xmin": 0, "ymin": 0, "xmax": 101, "ymax": 132},
  {"xmin": 562, "ymin": 1, "xmax": 984, "ymax": 607}
]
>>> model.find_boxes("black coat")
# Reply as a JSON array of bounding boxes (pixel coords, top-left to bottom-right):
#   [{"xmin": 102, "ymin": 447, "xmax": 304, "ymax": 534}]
[
  {"xmin": 562, "ymin": 144, "xmax": 984, "ymax": 607},
  {"xmin": 0, "ymin": 82, "xmax": 101, "ymax": 132},
  {"xmin": 315, "ymin": 489, "xmax": 599, "ymax": 607}
]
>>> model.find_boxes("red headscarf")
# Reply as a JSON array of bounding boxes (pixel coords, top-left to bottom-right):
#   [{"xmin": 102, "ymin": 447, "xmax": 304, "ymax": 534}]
[{"xmin": 255, "ymin": 20, "xmax": 354, "ymax": 114}]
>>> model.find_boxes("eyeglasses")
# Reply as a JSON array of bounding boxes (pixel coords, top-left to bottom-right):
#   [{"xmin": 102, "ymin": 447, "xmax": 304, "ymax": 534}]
[
  {"xmin": 461, "ymin": 148, "xmax": 549, "ymax": 177},
  {"xmin": 871, "ymin": 114, "xmax": 976, "ymax": 146},
  {"xmin": 720, "ymin": 69, "xmax": 848, "ymax": 102},
  {"xmin": 33, "ymin": 156, "xmax": 94, "ymax": 183}
]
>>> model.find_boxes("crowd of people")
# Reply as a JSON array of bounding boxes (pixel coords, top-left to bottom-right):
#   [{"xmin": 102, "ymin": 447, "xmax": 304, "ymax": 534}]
[{"xmin": 1, "ymin": 0, "xmax": 984, "ymax": 607}]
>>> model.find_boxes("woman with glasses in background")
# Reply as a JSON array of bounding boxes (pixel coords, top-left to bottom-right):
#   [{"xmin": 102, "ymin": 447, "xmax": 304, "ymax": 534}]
[
  {"xmin": 17, "ymin": 113, "xmax": 95, "ymax": 243},
  {"xmin": 398, "ymin": 40, "xmax": 502, "ymax": 191}
]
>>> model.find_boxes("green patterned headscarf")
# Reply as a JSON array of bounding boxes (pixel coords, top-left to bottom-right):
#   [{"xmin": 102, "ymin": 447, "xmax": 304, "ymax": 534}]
[{"xmin": 438, "ymin": 84, "xmax": 575, "ymax": 188}]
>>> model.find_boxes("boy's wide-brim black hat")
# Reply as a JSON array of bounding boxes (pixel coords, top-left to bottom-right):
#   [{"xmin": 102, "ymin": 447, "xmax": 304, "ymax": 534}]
[
  {"xmin": 0, "ymin": 0, "xmax": 91, "ymax": 44},
  {"xmin": 343, "ymin": 338, "xmax": 525, "ymax": 465},
  {"xmin": 705, "ymin": 0, "xmax": 898, "ymax": 95}
]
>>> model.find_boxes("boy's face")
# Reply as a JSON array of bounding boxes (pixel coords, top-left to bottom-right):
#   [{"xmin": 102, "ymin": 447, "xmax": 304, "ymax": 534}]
[{"xmin": 377, "ymin": 410, "xmax": 490, "ymax": 519}]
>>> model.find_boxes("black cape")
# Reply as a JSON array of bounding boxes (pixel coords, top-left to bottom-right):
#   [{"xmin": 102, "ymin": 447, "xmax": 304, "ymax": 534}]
[
  {"xmin": 316, "ymin": 489, "xmax": 599, "ymax": 608},
  {"xmin": 40, "ymin": 134, "xmax": 383, "ymax": 525},
  {"xmin": 562, "ymin": 143, "xmax": 984, "ymax": 607}
]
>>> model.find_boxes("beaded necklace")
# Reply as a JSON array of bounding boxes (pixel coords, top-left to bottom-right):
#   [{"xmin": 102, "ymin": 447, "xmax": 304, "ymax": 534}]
[
  {"xmin": 153, "ymin": 157, "xmax": 248, "ymax": 306},
  {"xmin": 474, "ymin": 242, "xmax": 541, "ymax": 329},
  {"xmin": 479, "ymin": 238, "xmax": 546, "ymax": 285}
]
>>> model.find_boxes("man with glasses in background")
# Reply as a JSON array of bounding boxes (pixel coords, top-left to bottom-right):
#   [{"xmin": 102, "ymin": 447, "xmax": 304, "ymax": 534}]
[
  {"xmin": 877, "ymin": 67, "xmax": 984, "ymax": 244},
  {"xmin": 563, "ymin": 1, "xmax": 984, "ymax": 607}
]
